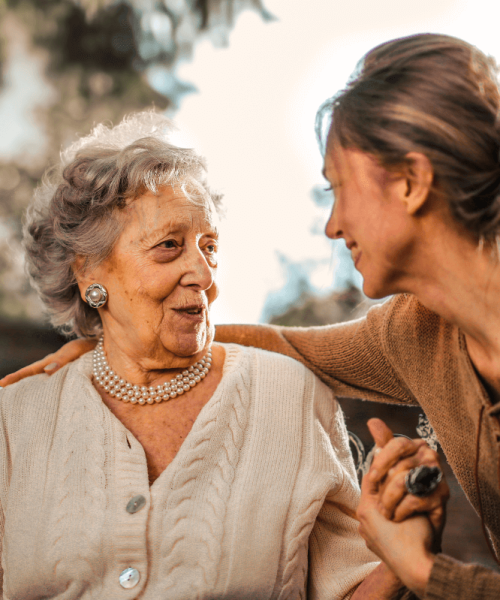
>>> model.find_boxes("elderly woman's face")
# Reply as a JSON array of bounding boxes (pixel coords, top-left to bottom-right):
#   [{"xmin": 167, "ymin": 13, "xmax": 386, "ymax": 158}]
[{"xmin": 86, "ymin": 180, "xmax": 219, "ymax": 365}]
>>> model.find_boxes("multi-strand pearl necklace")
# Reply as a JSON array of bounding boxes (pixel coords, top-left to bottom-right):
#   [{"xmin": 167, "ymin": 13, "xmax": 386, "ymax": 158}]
[{"xmin": 92, "ymin": 337, "xmax": 212, "ymax": 405}]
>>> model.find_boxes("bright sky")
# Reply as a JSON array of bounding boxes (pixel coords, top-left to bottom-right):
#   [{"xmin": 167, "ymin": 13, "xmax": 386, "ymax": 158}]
[
  {"xmin": 174, "ymin": 0, "xmax": 500, "ymax": 324},
  {"xmin": 2, "ymin": 0, "xmax": 500, "ymax": 324}
]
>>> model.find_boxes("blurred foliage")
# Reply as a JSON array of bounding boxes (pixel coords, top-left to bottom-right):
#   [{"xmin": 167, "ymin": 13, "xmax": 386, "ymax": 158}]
[
  {"xmin": 268, "ymin": 284, "xmax": 375, "ymax": 327},
  {"xmin": 261, "ymin": 184, "xmax": 367, "ymax": 327},
  {"xmin": 0, "ymin": 0, "xmax": 271, "ymax": 323}
]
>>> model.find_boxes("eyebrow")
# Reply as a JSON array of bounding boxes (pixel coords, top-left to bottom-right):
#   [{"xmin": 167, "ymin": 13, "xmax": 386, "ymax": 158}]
[
  {"xmin": 140, "ymin": 224, "xmax": 187, "ymax": 244},
  {"xmin": 140, "ymin": 222, "xmax": 219, "ymax": 246}
]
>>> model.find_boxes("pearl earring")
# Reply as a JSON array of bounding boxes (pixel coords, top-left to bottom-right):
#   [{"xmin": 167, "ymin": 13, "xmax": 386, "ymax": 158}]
[{"xmin": 85, "ymin": 283, "xmax": 108, "ymax": 308}]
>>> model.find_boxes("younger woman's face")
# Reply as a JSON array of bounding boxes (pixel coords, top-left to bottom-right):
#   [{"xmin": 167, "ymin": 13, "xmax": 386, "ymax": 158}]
[{"xmin": 323, "ymin": 140, "xmax": 418, "ymax": 299}]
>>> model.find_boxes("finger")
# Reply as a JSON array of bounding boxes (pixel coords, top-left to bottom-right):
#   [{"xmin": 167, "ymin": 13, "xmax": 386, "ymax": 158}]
[
  {"xmin": 392, "ymin": 493, "xmax": 441, "ymax": 522},
  {"xmin": 379, "ymin": 468, "xmax": 447, "ymax": 519},
  {"xmin": 393, "ymin": 481, "xmax": 450, "ymax": 526},
  {"xmin": 370, "ymin": 436, "xmax": 427, "ymax": 483},
  {"xmin": 379, "ymin": 448, "xmax": 444, "ymax": 513},
  {"xmin": 0, "ymin": 338, "xmax": 96, "ymax": 387},
  {"xmin": 356, "ymin": 488, "xmax": 383, "ymax": 527},
  {"xmin": 0, "ymin": 353, "xmax": 61, "ymax": 387},
  {"xmin": 429, "ymin": 505, "xmax": 447, "ymax": 541},
  {"xmin": 393, "ymin": 494, "xmax": 446, "ymax": 537},
  {"xmin": 379, "ymin": 471, "xmax": 408, "ymax": 518},
  {"xmin": 361, "ymin": 460, "xmax": 383, "ymax": 498},
  {"xmin": 39, "ymin": 339, "xmax": 96, "ymax": 379},
  {"xmin": 55, "ymin": 338, "xmax": 96, "ymax": 363},
  {"xmin": 367, "ymin": 418, "xmax": 394, "ymax": 448},
  {"xmin": 384, "ymin": 446, "xmax": 441, "ymax": 482},
  {"xmin": 385, "ymin": 455, "xmax": 422, "ymax": 481}
]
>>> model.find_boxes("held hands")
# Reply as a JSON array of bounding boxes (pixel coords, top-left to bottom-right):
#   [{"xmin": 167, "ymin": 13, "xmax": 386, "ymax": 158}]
[
  {"xmin": 356, "ymin": 418, "xmax": 450, "ymax": 598},
  {"xmin": 366, "ymin": 419, "xmax": 449, "ymax": 538},
  {"xmin": 0, "ymin": 338, "xmax": 96, "ymax": 387}
]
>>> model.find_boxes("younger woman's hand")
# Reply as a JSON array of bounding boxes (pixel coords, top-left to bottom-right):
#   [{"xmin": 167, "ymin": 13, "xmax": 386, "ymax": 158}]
[
  {"xmin": 0, "ymin": 338, "xmax": 96, "ymax": 387},
  {"xmin": 357, "ymin": 490, "xmax": 435, "ymax": 598},
  {"xmin": 356, "ymin": 418, "xmax": 445, "ymax": 597}
]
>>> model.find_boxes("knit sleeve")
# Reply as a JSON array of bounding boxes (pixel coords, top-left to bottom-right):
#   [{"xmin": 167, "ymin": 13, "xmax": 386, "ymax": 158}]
[
  {"xmin": 307, "ymin": 383, "xmax": 380, "ymax": 600},
  {"xmin": 425, "ymin": 554, "xmax": 500, "ymax": 600},
  {"xmin": 215, "ymin": 295, "xmax": 417, "ymax": 406},
  {"xmin": 0, "ymin": 394, "xmax": 6, "ymax": 599},
  {"xmin": 0, "ymin": 493, "xmax": 3, "ymax": 600}
]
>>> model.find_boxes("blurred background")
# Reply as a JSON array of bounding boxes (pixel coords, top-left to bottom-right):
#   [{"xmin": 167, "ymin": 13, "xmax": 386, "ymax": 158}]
[{"xmin": 0, "ymin": 0, "xmax": 498, "ymax": 569}]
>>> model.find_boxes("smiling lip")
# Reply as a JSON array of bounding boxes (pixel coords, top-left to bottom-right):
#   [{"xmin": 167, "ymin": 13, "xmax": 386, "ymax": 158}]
[{"xmin": 173, "ymin": 304, "xmax": 206, "ymax": 322}]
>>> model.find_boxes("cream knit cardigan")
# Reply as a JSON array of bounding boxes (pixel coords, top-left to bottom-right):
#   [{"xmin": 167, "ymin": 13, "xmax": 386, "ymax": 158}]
[{"xmin": 0, "ymin": 343, "xmax": 378, "ymax": 600}]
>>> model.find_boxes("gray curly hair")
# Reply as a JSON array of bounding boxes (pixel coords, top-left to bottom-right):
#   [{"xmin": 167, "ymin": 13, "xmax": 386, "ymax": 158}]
[{"xmin": 24, "ymin": 111, "xmax": 223, "ymax": 339}]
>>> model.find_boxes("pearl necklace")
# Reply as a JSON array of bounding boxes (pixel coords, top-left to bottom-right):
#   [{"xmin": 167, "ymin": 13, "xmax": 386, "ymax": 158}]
[{"xmin": 92, "ymin": 337, "xmax": 212, "ymax": 405}]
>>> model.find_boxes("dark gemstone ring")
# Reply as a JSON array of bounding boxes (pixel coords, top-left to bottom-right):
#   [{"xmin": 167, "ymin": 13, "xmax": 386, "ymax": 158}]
[{"xmin": 405, "ymin": 465, "xmax": 443, "ymax": 497}]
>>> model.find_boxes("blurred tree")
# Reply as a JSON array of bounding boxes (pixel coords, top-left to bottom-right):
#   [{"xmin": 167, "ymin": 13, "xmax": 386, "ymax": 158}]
[
  {"xmin": 0, "ymin": 0, "xmax": 272, "ymax": 323},
  {"xmin": 261, "ymin": 183, "xmax": 368, "ymax": 327},
  {"xmin": 268, "ymin": 284, "xmax": 374, "ymax": 327}
]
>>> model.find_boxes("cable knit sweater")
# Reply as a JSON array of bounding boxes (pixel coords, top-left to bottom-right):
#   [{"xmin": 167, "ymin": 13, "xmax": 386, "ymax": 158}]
[
  {"xmin": 215, "ymin": 294, "xmax": 500, "ymax": 600},
  {"xmin": 0, "ymin": 343, "xmax": 379, "ymax": 600}
]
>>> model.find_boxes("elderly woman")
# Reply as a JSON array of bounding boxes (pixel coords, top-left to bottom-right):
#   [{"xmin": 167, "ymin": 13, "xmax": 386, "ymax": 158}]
[
  {"xmin": 0, "ymin": 112, "xmax": 405, "ymax": 599},
  {"xmin": 18, "ymin": 33, "xmax": 500, "ymax": 599}
]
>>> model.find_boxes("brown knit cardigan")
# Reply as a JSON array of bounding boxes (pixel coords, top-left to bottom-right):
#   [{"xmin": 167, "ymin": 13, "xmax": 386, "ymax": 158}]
[{"xmin": 215, "ymin": 293, "xmax": 500, "ymax": 600}]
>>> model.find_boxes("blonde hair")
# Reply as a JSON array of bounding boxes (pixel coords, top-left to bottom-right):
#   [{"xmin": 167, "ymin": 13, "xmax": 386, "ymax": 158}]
[
  {"xmin": 317, "ymin": 33, "xmax": 500, "ymax": 241},
  {"xmin": 24, "ymin": 111, "xmax": 222, "ymax": 338}
]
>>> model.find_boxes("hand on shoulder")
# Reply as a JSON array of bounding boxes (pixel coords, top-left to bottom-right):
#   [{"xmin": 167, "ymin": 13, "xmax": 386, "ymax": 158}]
[{"xmin": 0, "ymin": 338, "xmax": 96, "ymax": 387}]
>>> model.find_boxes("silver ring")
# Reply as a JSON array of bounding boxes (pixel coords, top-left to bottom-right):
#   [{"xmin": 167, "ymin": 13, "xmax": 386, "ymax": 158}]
[{"xmin": 405, "ymin": 465, "xmax": 443, "ymax": 497}]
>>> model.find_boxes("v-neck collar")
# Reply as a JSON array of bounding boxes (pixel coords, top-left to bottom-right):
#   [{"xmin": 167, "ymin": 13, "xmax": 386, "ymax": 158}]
[{"xmin": 74, "ymin": 344, "xmax": 245, "ymax": 492}]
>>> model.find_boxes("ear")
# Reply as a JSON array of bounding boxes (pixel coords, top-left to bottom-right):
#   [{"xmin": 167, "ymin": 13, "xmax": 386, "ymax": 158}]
[
  {"xmin": 400, "ymin": 152, "xmax": 434, "ymax": 215},
  {"xmin": 72, "ymin": 256, "xmax": 94, "ymax": 301},
  {"xmin": 72, "ymin": 256, "xmax": 88, "ymax": 284}
]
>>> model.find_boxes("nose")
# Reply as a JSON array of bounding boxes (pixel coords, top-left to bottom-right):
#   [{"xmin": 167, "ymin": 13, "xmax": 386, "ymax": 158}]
[
  {"xmin": 180, "ymin": 246, "xmax": 215, "ymax": 291},
  {"xmin": 324, "ymin": 201, "xmax": 343, "ymax": 240}
]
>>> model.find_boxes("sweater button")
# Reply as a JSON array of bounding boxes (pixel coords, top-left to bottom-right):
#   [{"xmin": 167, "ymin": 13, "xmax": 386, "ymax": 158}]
[
  {"xmin": 126, "ymin": 494, "xmax": 146, "ymax": 514},
  {"xmin": 119, "ymin": 567, "xmax": 140, "ymax": 588}
]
